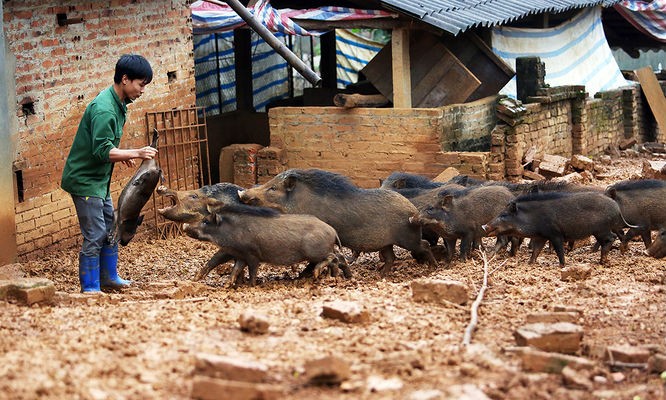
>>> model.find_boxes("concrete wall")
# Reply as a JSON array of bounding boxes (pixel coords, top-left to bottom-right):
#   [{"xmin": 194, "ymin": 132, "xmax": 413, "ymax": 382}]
[
  {"xmin": 4, "ymin": 1, "xmax": 195, "ymax": 260},
  {"xmin": 0, "ymin": 1, "xmax": 18, "ymax": 264}
]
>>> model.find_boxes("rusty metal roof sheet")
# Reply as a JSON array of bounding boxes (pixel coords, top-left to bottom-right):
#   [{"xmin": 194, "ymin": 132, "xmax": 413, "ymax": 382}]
[{"xmin": 380, "ymin": 0, "xmax": 621, "ymax": 35}]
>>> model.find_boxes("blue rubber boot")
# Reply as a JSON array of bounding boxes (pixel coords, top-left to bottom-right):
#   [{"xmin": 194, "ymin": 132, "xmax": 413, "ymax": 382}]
[
  {"xmin": 100, "ymin": 244, "xmax": 131, "ymax": 289},
  {"xmin": 79, "ymin": 254, "xmax": 101, "ymax": 293}
]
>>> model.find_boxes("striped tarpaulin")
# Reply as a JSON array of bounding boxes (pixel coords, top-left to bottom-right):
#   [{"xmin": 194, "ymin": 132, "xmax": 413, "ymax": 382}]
[
  {"xmin": 614, "ymin": 0, "xmax": 666, "ymax": 42},
  {"xmin": 492, "ymin": 6, "xmax": 629, "ymax": 99},
  {"xmin": 336, "ymin": 29, "xmax": 385, "ymax": 88},
  {"xmin": 191, "ymin": 0, "xmax": 396, "ymax": 36}
]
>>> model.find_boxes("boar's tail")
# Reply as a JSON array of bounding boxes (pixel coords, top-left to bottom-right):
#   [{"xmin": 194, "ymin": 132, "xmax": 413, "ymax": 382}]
[
  {"xmin": 334, "ymin": 233, "xmax": 343, "ymax": 248},
  {"xmin": 408, "ymin": 213, "xmax": 422, "ymax": 226},
  {"xmin": 619, "ymin": 210, "xmax": 640, "ymax": 229}
]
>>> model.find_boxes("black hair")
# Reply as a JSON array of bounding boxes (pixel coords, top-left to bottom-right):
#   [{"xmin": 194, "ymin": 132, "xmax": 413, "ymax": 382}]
[
  {"xmin": 114, "ymin": 54, "xmax": 153, "ymax": 84},
  {"xmin": 609, "ymin": 179, "xmax": 666, "ymax": 191},
  {"xmin": 281, "ymin": 169, "xmax": 360, "ymax": 196}
]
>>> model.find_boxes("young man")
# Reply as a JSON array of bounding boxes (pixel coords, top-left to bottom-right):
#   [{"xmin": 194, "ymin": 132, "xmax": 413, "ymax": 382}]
[{"xmin": 61, "ymin": 54, "xmax": 158, "ymax": 293}]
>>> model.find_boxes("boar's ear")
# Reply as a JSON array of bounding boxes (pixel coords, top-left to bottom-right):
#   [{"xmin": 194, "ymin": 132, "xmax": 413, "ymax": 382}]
[
  {"xmin": 605, "ymin": 187, "xmax": 616, "ymax": 199},
  {"xmin": 283, "ymin": 175, "xmax": 298, "ymax": 192},
  {"xmin": 136, "ymin": 215, "xmax": 144, "ymax": 226},
  {"xmin": 508, "ymin": 202, "xmax": 517, "ymax": 213},
  {"xmin": 438, "ymin": 195, "xmax": 454, "ymax": 209},
  {"xmin": 205, "ymin": 198, "xmax": 225, "ymax": 214},
  {"xmin": 208, "ymin": 212, "xmax": 219, "ymax": 225}
]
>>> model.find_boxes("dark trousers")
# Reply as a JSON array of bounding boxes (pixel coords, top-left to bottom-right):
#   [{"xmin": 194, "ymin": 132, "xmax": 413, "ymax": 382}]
[{"xmin": 71, "ymin": 195, "xmax": 114, "ymax": 258}]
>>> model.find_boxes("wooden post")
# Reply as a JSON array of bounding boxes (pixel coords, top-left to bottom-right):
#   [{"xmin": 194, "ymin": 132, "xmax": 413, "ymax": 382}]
[
  {"xmin": 205, "ymin": 0, "xmax": 321, "ymax": 87},
  {"xmin": 391, "ymin": 28, "xmax": 411, "ymax": 108},
  {"xmin": 319, "ymin": 31, "xmax": 337, "ymax": 89},
  {"xmin": 234, "ymin": 29, "xmax": 253, "ymax": 111}
]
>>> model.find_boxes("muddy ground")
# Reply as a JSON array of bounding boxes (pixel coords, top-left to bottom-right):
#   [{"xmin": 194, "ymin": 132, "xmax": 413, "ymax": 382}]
[{"xmin": 1, "ymin": 156, "xmax": 665, "ymax": 400}]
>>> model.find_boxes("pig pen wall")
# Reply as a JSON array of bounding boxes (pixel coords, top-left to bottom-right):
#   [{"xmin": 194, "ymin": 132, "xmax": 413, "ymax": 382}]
[
  {"xmin": 267, "ymin": 84, "xmax": 648, "ymax": 187},
  {"xmin": 5, "ymin": 1, "xmax": 196, "ymax": 260},
  {"xmin": 267, "ymin": 100, "xmax": 498, "ymax": 189},
  {"xmin": 492, "ymin": 85, "xmax": 635, "ymax": 181}
]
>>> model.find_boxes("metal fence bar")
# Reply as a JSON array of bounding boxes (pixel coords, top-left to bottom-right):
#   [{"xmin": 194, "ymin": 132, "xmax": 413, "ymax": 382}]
[{"xmin": 146, "ymin": 107, "xmax": 209, "ymax": 239}]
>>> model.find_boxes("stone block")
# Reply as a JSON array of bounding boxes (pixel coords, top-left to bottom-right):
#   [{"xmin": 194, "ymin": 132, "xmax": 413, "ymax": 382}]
[
  {"xmin": 525, "ymin": 312, "xmax": 580, "ymax": 324},
  {"xmin": 605, "ymin": 345, "xmax": 651, "ymax": 365},
  {"xmin": 194, "ymin": 353, "xmax": 268, "ymax": 383},
  {"xmin": 514, "ymin": 322, "xmax": 584, "ymax": 354},
  {"xmin": 321, "ymin": 301, "xmax": 370, "ymax": 324},
  {"xmin": 538, "ymin": 154, "xmax": 568, "ymax": 177},
  {"xmin": 642, "ymin": 159, "xmax": 666, "ymax": 180},
  {"xmin": 238, "ymin": 311, "xmax": 270, "ymax": 334},
  {"xmin": 519, "ymin": 347, "xmax": 594, "ymax": 373},
  {"xmin": 1, "ymin": 278, "xmax": 55, "ymax": 305},
  {"xmin": 570, "ymin": 154, "xmax": 595, "ymax": 171},
  {"xmin": 560, "ymin": 264, "xmax": 592, "ymax": 282},
  {"xmin": 561, "ymin": 366, "xmax": 593, "ymax": 390},
  {"xmin": 304, "ymin": 356, "xmax": 351, "ymax": 385},
  {"xmin": 190, "ymin": 376, "xmax": 283, "ymax": 400},
  {"xmin": 411, "ymin": 279, "xmax": 468, "ymax": 305},
  {"xmin": 432, "ymin": 167, "xmax": 459, "ymax": 183}
]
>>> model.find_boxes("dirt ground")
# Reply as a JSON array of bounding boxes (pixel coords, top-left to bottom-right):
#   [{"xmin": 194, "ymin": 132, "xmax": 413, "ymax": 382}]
[{"xmin": 1, "ymin": 156, "xmax": 665, "ymax": 400}]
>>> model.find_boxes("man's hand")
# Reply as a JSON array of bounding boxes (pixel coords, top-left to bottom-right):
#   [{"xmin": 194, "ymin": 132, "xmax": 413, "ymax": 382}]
[
  {"xmin": 137, "ymin": 146, "xmax": 158, "ymax": 160},
  {"xmin": 122, "ymin": 159, "xmax": 136, "ymax": 167}
]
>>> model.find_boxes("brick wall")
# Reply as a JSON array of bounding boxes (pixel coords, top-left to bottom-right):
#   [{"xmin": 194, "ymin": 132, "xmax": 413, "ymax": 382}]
[
  {"xmin": 585, "ymin": 91, "xmax": 624, "ymax": 155},
  {"xmin": 439, "ymin": 96, "xmax": 497, "ymax": 151},
  {"xmin": 268, "ymin": 107, "xmax": 453, "ymax": 188},
  {"xmin": 492, "ymin": 86, "xmax": 629, "ymax": 180},
  {"xmin": 5, "ymin": 1, "xmax": 196, "ymax": 260}
]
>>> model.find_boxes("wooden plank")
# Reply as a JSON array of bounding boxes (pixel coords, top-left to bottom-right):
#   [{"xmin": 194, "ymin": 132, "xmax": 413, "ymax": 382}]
[
  {"xmin": 635, "ymin": 66, "xmax": 666, "ymax": 135},
  {"xmin": 391, "ymin": 28, "xmax": 411, "ymax": 108},
  {"xmin": 363, "ymin": 30, "xmax": 480, "ymax": 108},
  {"xmin": 412, "ymin": 47, "xmax": 480, "ymax": 107},
  {"xmin": 441, "ymin": 32, "xmax": 515, "ymax": 102}
]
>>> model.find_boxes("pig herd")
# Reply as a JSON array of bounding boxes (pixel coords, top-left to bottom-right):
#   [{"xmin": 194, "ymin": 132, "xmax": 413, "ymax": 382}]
[{"xmin": 154, "ymin": 168, "xmax": 666, "ymax": 287}]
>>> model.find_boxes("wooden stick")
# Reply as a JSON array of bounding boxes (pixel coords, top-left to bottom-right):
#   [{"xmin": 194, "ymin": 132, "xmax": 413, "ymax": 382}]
[
  {"xmin": 462, "ymin": 250, "xmax": 490, "ymax": 346},
  {"xmin": 122, "ymin": 296, "xmax": 208, "ymax": 305}
]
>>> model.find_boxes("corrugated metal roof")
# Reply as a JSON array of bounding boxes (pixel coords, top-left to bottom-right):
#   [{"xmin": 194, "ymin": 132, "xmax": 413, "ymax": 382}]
[{"xmin": 380, "ymin": 0, "xmax": 621, "ymax": 35}]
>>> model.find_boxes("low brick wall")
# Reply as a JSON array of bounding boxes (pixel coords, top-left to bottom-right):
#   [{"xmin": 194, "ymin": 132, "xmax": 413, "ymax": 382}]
[
  {"xmin": 492, "ymin": 86, "xmax": 629, "ymax": 181},
  {"xmin": 267, "ymin": 103, "xmax": 496, "ymax": 188},
  {"xmin": 268, "ymin": 107, "xmax": 449, "ymax": 188},
  {"xmin": 439, "ymin": 96, "xmax": 497, "ymax": 152}
]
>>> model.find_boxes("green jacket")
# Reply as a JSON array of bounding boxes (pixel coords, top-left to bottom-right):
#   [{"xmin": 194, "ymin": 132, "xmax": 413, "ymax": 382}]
[{"xmin": 61, "ymin": 86, "xmax": 129, "ymax": 198}]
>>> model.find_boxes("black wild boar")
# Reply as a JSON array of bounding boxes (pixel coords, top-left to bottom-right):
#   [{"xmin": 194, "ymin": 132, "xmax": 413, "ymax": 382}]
[
  {"xmin": 646, "ymin": 228, "xmax": 666, "ymax": 258},
  {"xmin": 482, "ymin": 191, "xmax": 631, "ymax": 266},
  {"xmin": 238, "ymin": 168, "xmax": 436, "ymax": 276},
  {"xmin": 411, "ymin": 185, "xmax": 516, "ymax": 261},
  {"xmin": 605, "ymin": 179, "xmax": 666, "ymax": 251},
  {"xmin": 112, "ymin": 128, "xmax": 162, "ymax": 246},
  {"xmin": 156, "ymin": 182, "xmax": 245, "ymax": 281},
  {"xmin": 380, "ymin": 171, "xmax": 446, "ymax": 195},
  {"xmin": 183, "ymin": 201, "xmax": 348, "ymax": 286},
  {"xmin": 156, "ymin": 182, "xmax": 245, "ymax": 223},
  {"xmin": 382, "ymin": 180, "xmax": 465, "ymax": 251}
]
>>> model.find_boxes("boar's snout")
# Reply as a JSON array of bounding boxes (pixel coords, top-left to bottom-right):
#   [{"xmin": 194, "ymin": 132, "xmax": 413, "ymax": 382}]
[{"xmin": 238, "ymin": 189, "xmax": 261, "ymax": 205}]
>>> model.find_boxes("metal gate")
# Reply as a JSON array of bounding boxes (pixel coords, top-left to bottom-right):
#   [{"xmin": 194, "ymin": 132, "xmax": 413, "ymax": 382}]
[{"xmin": 145, "ymin": 107, "xmax": 210, "ymax": 239}]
